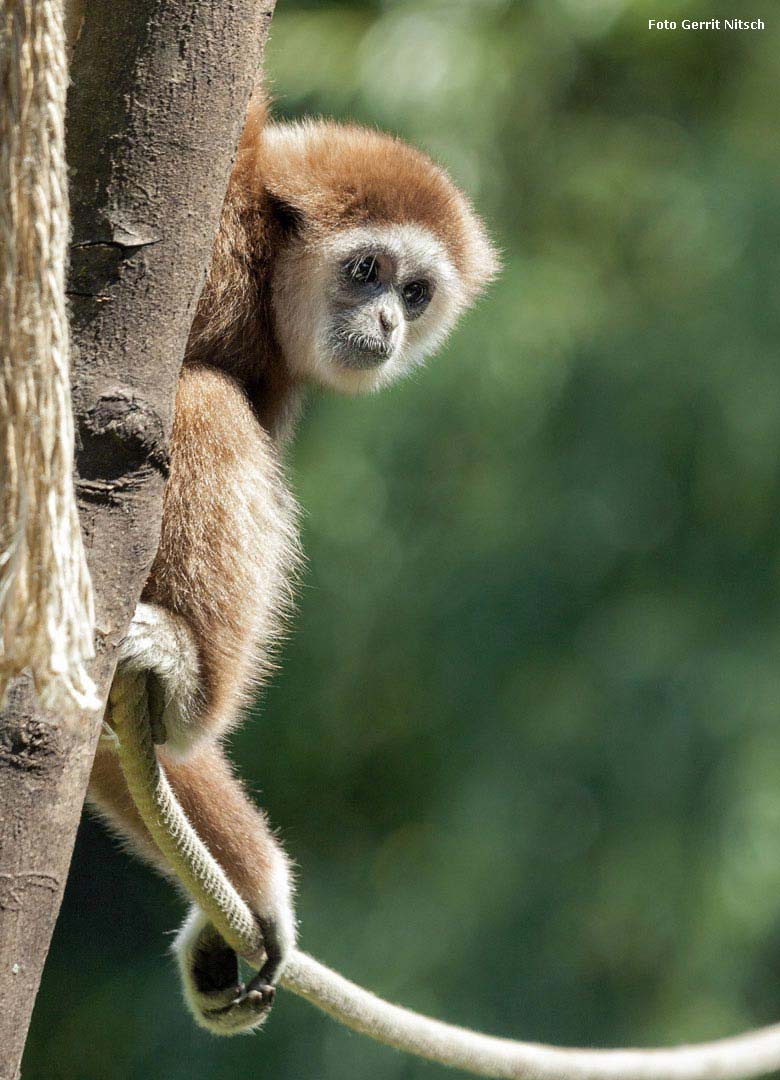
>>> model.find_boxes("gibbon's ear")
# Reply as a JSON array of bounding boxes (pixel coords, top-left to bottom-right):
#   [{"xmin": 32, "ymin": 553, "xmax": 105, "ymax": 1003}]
[{"xmin": 266, "ymin": 192, "xmax": 307, "ymax": 235}]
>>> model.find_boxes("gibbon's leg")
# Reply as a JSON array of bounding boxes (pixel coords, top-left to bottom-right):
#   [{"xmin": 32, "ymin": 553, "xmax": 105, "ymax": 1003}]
[{"xmin": 90, "ymin": 704, "xmax": 295, "ymax": 1033}]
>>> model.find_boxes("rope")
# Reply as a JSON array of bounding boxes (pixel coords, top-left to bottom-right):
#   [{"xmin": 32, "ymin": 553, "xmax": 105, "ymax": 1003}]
[
  {"xmin": 280, "ymin": 954, "xmax": 780, "ymax": 1080},
  {"xmin": 109, "ymin": 675, "xmax": 780, "ymax": 1079},
  {"xmin": 0, "ymin": 0, "xmax": 97, "ymax": 711}
]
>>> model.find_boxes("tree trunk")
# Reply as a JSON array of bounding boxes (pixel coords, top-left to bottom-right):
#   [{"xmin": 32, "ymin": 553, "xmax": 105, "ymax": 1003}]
[{"xmin": 0, "ymin": 3, "xmax": 275, "ymax": 1075}]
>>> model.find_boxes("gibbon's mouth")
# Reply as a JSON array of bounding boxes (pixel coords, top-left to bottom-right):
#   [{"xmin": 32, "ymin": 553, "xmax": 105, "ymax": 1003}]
[{"xmin": 331, "ymin": 333, "xmax": 393, "ymax": 370}]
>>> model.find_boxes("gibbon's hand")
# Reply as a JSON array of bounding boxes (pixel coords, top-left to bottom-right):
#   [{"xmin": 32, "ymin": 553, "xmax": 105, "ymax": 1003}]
[{"xmin": 176, "ymin": 908, "xmax": 295, "ymax": 1034}]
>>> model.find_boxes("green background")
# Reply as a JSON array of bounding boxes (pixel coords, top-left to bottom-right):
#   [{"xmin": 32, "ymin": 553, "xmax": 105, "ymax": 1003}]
[{"xmin": 24, "ymin": 1, "xmax": 780, "ymax": 1076}]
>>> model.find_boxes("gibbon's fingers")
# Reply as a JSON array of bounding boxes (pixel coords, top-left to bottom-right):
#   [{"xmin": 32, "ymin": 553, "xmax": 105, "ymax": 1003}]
[
  {"xmin": 229, "ymin": 984, "xmax": 276, "ymax": 1011},
  {"xmin": 245, "ymin": 914, "xmax": 285, "ymax": 994}
]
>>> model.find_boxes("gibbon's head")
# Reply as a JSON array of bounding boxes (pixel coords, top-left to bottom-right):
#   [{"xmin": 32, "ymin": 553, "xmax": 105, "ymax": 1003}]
[{"xmin": 256, "ymin": 119, "xmax": 499, "ymax": 395}]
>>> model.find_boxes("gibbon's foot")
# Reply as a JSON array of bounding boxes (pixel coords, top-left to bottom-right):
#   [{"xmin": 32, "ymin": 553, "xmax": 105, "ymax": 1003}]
[
  {"xmin": 114, "ymin": 602, "xmax": 201, "ymax": 751},
  {"xmin": 176, "ymin": 911, "xmax": 276, "ymax": 1035}
]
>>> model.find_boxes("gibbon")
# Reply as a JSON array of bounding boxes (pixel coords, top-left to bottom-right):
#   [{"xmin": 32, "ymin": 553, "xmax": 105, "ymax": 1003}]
[{"xmin": 90, "ymin": 94, "xmax": 498, "ymax": 1034}]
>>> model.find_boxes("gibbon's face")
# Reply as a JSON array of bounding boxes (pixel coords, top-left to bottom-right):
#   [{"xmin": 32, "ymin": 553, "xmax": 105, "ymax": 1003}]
[{"xmin": 271, "ymin": 224, "xmax": 469, "ymax": 395}]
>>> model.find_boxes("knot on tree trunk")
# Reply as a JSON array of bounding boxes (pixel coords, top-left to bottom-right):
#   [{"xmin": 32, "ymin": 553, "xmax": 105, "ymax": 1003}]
[
  {"xmin": 77, "ymin": 390, "xmax": 170, "ymax": 501},
  {"xmin": 0, "ymin": 680, "xmax": 63, "ymax": 774}
]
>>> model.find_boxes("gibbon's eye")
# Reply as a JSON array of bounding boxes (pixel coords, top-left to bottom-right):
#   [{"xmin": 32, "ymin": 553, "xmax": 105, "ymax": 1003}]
[
  {"xmin": 346, "ymin": 255, "xmax": 379, "ymax": 285},
  {"xmin": 402, "ymin": 279, "xmax": 431, "ymax": 313}
]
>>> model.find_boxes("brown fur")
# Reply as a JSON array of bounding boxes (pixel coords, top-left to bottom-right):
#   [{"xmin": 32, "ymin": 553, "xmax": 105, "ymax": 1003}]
[
  {"xmin": 143, "ymin": 365, "xmax": 298, "ymax": 730},
  {"xmin": 90, "ymin": 739, "xmax": 275, "ymax": 905}
]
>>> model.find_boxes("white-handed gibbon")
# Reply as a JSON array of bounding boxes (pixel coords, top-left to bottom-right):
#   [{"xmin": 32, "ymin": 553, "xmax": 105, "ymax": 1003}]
[{"xmin": 91, "ymin": 93, "xmax": 498, "ymax": 1034}]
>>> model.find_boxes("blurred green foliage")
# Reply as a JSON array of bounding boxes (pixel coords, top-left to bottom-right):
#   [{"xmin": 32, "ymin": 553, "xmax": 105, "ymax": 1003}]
[{"xmin": 24, "ymin": 1, "xmax": 780, "ymax": 1077}]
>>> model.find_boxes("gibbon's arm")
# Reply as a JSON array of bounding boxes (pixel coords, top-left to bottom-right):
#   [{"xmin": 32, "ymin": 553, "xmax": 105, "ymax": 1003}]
[
  {"xmin": 130, "ymin": 364, "xmax": 299, "ymax": 754},
  {"xmin": 90, "ymin": 736, "xmax": 294, "ymax": 1030},
  {"xmin": 90, "ymin": 739, "xmax": 290, "ymax": 916}
]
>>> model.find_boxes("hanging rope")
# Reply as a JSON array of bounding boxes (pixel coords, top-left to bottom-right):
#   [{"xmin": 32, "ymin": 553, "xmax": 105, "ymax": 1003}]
[
  {"xmin": 0, "ymin": 0, "xmax": 97, "ymax": 710},
  {"xmin": 108, "ymin": 674, "xmax": 780, "ymax": 1080}
]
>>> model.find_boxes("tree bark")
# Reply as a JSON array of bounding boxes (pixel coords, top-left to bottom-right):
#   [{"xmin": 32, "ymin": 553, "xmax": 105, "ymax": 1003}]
[{"xmin": 0, "ymin": 3, "xmax": 275, "ymax": 1075}]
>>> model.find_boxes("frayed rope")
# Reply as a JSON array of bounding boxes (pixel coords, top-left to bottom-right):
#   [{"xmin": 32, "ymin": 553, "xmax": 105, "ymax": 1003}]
[{"xmin": 0, "ymin": 0, "xmax": 97, "ymax": 711}]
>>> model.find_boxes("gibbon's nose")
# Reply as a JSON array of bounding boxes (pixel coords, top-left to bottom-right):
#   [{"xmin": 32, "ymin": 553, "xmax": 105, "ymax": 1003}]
[{"xmin": 378, "ymin": 308, "xmax": 398, "ymax": 335}]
